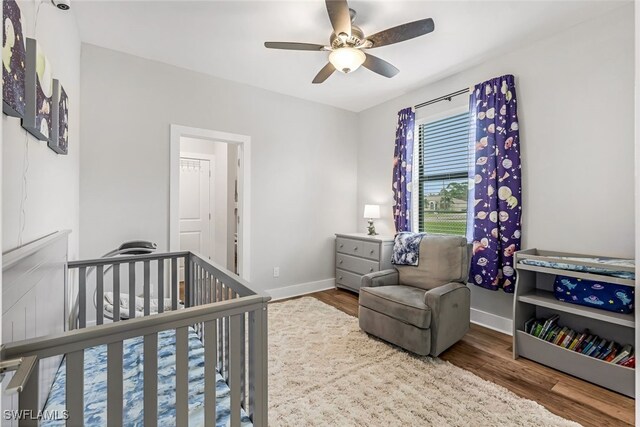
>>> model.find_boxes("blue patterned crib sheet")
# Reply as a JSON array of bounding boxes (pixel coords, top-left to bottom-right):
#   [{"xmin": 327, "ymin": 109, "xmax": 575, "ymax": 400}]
[
  {"xmin": 554, "ymin": 275, "xmax": 634, "ymax": 314},
  {"xmin": 520, "ymin": 257, "xmax": 635, "ymax": 280},
  {"xmin": 42, "ymin": 327, "xmax": 252, "ymax": 427}
]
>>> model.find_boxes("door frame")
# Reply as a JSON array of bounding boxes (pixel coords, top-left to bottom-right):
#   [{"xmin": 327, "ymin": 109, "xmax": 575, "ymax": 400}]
[
  {"xmin": 170, "ymin": 125, "xmax": 251, "ymax": 281},
  {"xmin": 179, "ymin": 152, "xmax": 216, "ymax": 262}
]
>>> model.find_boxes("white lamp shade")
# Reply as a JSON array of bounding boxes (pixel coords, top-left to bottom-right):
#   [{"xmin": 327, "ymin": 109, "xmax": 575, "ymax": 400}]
[
  {"xmin": 363, "ymin": 204, "xmax": 380, "ymax": 219},
  {"xmin": 329, "ymin": 47, "xmax": 366, "ymax": 73}
]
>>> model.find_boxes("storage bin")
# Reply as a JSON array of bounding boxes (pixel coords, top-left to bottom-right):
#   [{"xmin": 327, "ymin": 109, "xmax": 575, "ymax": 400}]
[{"xmin": 554, "ymin": 275, "xmax": 634, "ymax": 314}]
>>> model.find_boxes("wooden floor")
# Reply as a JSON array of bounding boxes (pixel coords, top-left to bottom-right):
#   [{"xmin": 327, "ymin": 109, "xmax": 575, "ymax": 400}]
[{"xmin": 307, "ymin": 288, "xmax": 635, "ymax": 427}]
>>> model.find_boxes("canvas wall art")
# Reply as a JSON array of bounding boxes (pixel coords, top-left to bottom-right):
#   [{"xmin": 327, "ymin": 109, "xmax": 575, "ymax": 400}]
[
  {"xmin": 23, "ymin": 37, "xmax": 53, "ymax": 141},
  {"xmin": 49, "ymin": 79, "xmax": 68, "ymax": 154},
  {"xmin": 2, "ymin": 0, "xmax": 26, "ymax": 117}
]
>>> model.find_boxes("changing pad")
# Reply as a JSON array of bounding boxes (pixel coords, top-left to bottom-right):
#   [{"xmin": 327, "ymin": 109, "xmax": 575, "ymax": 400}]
[{"xmin": 520, "ymin": 257, "xmax": 635, "ymax": 280}]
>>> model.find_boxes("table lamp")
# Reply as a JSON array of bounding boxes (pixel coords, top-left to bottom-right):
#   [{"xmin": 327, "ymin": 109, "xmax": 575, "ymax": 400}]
[{"xmin": 363, "ymin": 204, "xmax": 380, "ymax": 236}]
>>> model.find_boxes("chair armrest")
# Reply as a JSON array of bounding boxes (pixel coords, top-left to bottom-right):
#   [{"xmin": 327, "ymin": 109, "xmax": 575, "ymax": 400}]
[
  {"xmin": 423, "ymin": 282, "xmax": 470, "ymax": 356},
  {"xmin": 361, "ymin": 269, "xmax": 399, "ymax": 288},
  {"xmin": 423, "ymin": 282, "xmax": 469, "ymax": 305}
]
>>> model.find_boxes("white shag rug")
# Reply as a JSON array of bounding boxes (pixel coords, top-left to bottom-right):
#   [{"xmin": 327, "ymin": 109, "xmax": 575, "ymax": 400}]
[{"xmin": 268, "ymin": 297, "xmax": 581, "ymax": 427}]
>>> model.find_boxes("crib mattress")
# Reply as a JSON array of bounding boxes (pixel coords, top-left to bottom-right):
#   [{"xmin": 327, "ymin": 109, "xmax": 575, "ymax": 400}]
[{"xmin": 42, "ymin": 327, "xmax": 252, "ymax": 427}]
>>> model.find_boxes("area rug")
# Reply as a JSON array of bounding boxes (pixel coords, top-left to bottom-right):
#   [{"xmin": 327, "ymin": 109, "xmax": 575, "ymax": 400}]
[{"xmin": 268, "ymin": 297, "xmax": 580, "ymax": 427}]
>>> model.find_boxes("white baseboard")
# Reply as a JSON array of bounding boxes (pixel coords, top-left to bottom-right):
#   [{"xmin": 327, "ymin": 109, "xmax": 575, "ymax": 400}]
[
  {"xmin": 266, "ymin": 279, "xmax": 335, "ymax": 301},
  {"xmin": 470, "ymin": 308, "xmax": 513, "ymax": 336}
]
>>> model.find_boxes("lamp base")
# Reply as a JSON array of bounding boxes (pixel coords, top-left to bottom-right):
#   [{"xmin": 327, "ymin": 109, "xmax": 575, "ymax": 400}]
[{"xmin": 367, "ymin": 219, "xmax": 377, "ymax": 236}]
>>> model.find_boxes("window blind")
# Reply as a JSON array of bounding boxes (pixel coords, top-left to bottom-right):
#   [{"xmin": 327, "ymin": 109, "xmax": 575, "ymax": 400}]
[{"xmin": 418, "ymin": 111, "xmax": 470, "ymax": 236}]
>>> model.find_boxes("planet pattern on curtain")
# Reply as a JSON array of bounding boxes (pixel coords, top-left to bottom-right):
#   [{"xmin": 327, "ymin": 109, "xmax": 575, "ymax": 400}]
[
  {"xmin": 468, "ymin": 74, "xmax": 522, "ymax": 293},
  {"xmin": 392, "ymin": 107, "xmax": 415, "ymax": 233}
]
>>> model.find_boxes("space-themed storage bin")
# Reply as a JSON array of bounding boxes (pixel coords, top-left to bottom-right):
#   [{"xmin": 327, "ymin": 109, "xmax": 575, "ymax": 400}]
[{"xmin": 553, "ymin": 275, "xmax": 634, "ymax": 314}]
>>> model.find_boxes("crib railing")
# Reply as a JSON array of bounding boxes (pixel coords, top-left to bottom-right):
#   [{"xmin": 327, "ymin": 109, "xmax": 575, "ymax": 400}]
[
  {"xmin": 70, "ymin": 251, "xmax": 191, "ymax": 328},
  {"xmin": 2, "ymin": 251, "xmax": 269, "ymax": 427}
]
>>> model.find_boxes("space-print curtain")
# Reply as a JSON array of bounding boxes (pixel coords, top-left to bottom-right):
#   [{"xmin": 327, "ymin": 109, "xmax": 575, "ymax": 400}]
[
  {"xmin": 468, "ymin": 75, "xmax": 522, "ymax": 293},
  {"xmin": 392, "ymin": 107, "xmax": 415, "ymax": 232}
]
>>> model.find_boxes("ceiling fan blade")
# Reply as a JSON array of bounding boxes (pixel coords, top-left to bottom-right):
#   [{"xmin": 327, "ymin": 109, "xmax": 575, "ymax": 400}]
[
  {"xmin": 363, "ymin": 53, "xmax": 399, "ymax": 78},
  {"xmin": 264, "ymin": 42, "xmax": 326, "ymax": 51},
  {"xmin": 367, "ymin": 18, "xmax": 435, "ymax": 48},
  {"xmin": 325, "ymin": 0, "xmax": 351, "ymax": 37},
  {"xmin": 312, "ymin": 62, "xmax": 336, "ymax": 84}
]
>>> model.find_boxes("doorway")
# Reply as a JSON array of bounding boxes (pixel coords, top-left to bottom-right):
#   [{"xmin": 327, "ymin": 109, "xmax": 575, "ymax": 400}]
[{"xmin": 170, "ymin": 125, "xmax": 251, "ymax": 281}]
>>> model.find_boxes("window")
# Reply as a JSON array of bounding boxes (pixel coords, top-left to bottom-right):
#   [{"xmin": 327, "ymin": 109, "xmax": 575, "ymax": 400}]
[{"xmin": 416, "ymin": 111, "xmax": 470, "ymax": 236}]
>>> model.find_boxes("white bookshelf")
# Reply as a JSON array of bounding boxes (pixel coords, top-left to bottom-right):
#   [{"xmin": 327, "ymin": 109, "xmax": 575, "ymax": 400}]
[{"xmin": 512, "ymin": 248, "xmax": 635, "ymax": 397}]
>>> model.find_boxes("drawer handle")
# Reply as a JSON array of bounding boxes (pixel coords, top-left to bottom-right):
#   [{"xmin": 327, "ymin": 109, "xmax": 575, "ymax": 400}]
[
  {"xmin": 369, "ymin": 268, "xmax": 374, "ymax": 272},
  {"xmin": 339, "ymin": 244, "xmax": 344, "ymax": 248},
  {"xmin": 354, "ymin": 246, "xmax": 358, "ymax": 251},
  {"xmin": 339, "ymin": 260, "xmax": 343, "ymax": 264},
  {"xmin": 370, "ymin": 250, "xmax": 375, "ymax": 254},
  {"xmin": 339, "ymin": 276, "xmax": 343, "ymax": 280}
]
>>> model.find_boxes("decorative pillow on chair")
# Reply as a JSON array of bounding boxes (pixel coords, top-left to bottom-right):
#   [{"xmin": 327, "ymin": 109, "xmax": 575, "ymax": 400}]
[{"xmin": 392, "ymin": 232, "xmax": 427, "ymax": 266}]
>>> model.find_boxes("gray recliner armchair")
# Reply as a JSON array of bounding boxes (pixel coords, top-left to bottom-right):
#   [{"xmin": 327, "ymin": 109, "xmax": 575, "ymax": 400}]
[{"xmin": 359, "ymin": 235, "xmax": 471, "ymax": 357}]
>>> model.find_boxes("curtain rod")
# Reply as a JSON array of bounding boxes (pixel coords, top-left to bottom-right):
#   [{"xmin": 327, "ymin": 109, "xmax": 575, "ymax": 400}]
[{"xmin": 414, "ymin": 87, "xmax": 470, "ymax": 110}]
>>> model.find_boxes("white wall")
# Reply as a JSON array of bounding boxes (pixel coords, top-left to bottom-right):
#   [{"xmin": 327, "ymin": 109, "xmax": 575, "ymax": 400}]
[
  {"xmin": 634, "ymin": 0, "xmax": 639, "ymax": 421},
  {"xmin": 357, "ymin": 4, "xmax": 635, "ymax": 320},
  {"xmin": 80, "ymin": 44, "xmax": 358, "ymax": 293},
  {"xmin": 2, "ymin": 1, "xmax": 81, "ymax": 258},
  {"xmin": 0, "ymin": 12, "xmax": 3, "ymax": 411},
  {"xmin": 180, "ymin": 136, "xmax": 229, "ymax": 267}
]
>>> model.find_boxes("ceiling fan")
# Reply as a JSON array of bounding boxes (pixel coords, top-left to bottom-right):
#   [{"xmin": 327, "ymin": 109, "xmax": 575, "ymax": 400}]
[{"xmin": 264, "ymin": 0, "xmax": 435, "ymax": 84}]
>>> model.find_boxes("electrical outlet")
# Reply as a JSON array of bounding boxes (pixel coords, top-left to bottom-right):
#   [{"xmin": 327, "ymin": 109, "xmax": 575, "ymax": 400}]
[{"xmin": 273, "ymin": 267, "xmax": 280, "ymax": 278}]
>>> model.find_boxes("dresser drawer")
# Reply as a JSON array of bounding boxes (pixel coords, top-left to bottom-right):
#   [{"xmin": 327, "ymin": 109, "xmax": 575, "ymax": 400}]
[
  {"xmin": 336, "ymin": 268, "xmax": 362, "ymax": 291},
  {"xmin": 336, "ymin": 237, "xmax": 380, "ymax": 261},
  {"xmin": 336, "ymin": 253, "xmax": 379, "ymax": 276}
]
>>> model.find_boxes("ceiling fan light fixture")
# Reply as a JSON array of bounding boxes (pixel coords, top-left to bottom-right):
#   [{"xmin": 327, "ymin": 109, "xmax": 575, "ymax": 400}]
[{"xmin": 329, "ymin": 47, "xmax": 366, "ymax": 74}]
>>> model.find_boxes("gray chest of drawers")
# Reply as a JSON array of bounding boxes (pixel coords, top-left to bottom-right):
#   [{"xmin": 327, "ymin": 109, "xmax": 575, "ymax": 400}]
[{"xmin": 335, "ymin": 233, "xmax": 394, "ymax": 293}]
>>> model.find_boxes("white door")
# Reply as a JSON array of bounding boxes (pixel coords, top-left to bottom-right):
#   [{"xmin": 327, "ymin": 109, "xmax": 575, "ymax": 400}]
[{"xmin": 179, "ymin": 156, "xmax": 213, "ymax": 279}]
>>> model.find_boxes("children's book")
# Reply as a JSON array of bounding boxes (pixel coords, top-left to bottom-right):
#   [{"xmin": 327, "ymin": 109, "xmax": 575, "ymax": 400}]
[
  {"xmin": 576, "ymin": 334, "xmax": 593, "ymax": 353},
  {"xmin": 554, "ymin": 327, "xmax": 569, "ymax": 345},
  {"xmin": 588, "ymin": 338, "xmax": 607, "ymax": 357},
  {"xmin": 560, "ymin": 330, "xmax": 575, "ymax": 348},
  {"xmin": 539, "ymin": 315, "xmax": 559, "ymax": 339},
  {"xmin": 597, "ymin": 341, "xmax": 615, "ymax": 360},
  {"xmin": 611, "ymin": 344, "xmax": 633, "ymax": 364},
  {"xmin": 581, "ymin": 336, "xmax": 597, "ymax": 355},
  {"xmin": 569, "ymin": 332, "xmax": 588, "ymax": 351},
  {"xmin": 605, "ymin": 343, "xmax": 621, "ymax": 362},
  {"xmin": 621, "ymin": 355, "xmax": 635, "ymax": 368},
  {"xmin": 524, "ymin": 317, "xmax": 537, "ymax": 334},
  {"xmin": 532, "ymin": 322, "xmax": 544, "ymax": 338},
  {"xmin": 545, "ymin": 326, "xmax": 562, "ymax": 343}
]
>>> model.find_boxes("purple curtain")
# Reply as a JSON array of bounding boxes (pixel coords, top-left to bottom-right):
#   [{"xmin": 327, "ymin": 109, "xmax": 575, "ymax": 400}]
[
  {"xmin": 392, "ymin": 107, "xmax": 415, "ymax": 233},
  {"xmin": 468, "ymin": 75, "xmax": 522, "ymax": 293}
]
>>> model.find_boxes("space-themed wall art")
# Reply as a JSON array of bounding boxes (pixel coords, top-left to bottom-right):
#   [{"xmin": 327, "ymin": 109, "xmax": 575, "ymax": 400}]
[
  {"xmin": 2, "ymin": 0, "xmax": 27, "ymax": 117},
  {"xmin": 23, "ymin": 37, "xmax": 53, "ymax": 141},
  {"xmin": 49, "ymin": 79, "xmax": 68, "ymax": 155}
]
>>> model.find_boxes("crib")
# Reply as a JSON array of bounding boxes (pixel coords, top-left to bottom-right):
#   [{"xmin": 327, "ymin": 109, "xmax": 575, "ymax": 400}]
[{"xmin": 1, "ymin": 231, "xmax": 269, "ymax": 427}]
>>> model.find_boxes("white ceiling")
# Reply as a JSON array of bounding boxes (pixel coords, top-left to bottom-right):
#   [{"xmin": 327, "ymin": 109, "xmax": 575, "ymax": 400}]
[{"xmin": 72, "ymin": 0, "xmax": 628, "ymax": 112}]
